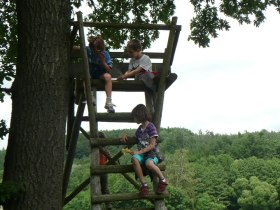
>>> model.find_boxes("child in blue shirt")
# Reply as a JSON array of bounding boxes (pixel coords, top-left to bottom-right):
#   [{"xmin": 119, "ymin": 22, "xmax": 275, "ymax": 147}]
[{"xmin": 86, "ymin": 36, "xmax": 115, "ymax": 113}]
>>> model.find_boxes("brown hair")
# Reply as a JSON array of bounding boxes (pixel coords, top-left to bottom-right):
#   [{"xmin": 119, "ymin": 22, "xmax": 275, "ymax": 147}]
[
  {"xmin": 131, "ymin": 104, "xmax": 151, "ymax": 122},
  {"xmin": 126, "ymin": 39, "xmax": 142, "ymax": 52},
  {"xmin": 98, "ymin": 131, "xmax": 106, "ymax": 138},
  {"xmin": 88, "ymin": 35, "xmax": 105, "ymax": 51}
]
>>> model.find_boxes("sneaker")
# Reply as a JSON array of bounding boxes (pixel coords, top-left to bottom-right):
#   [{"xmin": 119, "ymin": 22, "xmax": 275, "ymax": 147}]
[
  {"xmin": 156, "ymin": 179, "xmax": 168, "ymax": 194},
  {"xmin": 104, "ymin": 101, "xmax": 115, "ymax": 113},
  {"xmin": 139, "ymin": 183, "xmax": 149, "ymax": 197}
]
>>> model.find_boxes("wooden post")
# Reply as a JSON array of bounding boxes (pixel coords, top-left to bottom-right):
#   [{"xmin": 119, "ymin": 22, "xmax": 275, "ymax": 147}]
[
  {"xmin": 153, "ymin": 16, "xmax": 178, "ymax": 132},
  {"xmin": 66, "ymin": 78, "xmax": 75, "ymax": 150},
  {"xmin": 62, "ymin": 95, "xmax": 86, "ymax": 199},
  {"xmin": 145, "ymin": 89, "xmax": 155, "ymax": 115},
  {"xmin": 152, "ymin": 16, "xmax": 178, "ymax": 210},
  {"xmin": 76, "ymin": 12, "xmax": 101, "ymax": 210}
]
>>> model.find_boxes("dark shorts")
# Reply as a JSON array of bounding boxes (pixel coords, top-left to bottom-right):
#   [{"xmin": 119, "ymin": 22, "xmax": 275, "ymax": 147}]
[{"xmin": 90, "ymin": 69, "xmax": 106, "ymax": 79}]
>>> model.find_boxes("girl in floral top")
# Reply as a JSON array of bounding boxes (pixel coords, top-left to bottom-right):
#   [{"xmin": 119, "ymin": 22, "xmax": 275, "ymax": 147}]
[{"xmin": 120, "ymin": 104, "xmax": 167, "ymax": 196}]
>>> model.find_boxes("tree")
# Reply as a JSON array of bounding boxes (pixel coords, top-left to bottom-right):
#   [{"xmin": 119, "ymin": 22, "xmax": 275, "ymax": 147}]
[
  {"xmin": 165, "ymin": 149, "xmax": 197, "ymax": 208},
  {"xmin": 195, "ymin": 193, "xmax": 226, "ymax": 210},
  {"xmin": 232, "ymin": 176, "xmax": 279, "ymax": 210},
  {"xmin": 189, "ymin": 0, "xmax": 280, "ymax": 47},
  {"xmin": 2, "ymin": 1, "xmax": 71, "ymax": 209}
]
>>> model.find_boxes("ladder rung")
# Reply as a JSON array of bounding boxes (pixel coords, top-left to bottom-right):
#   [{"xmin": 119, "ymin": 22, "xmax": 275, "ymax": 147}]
[
  {"xmin": 91, "ymin": 137, "xmax": 162, "ymax": 147},
  {"xmin": 82, "ymin": 112, "xmax": 133, "ymax": 122},
  {"xmin": 91, "ymin": 137, "xmax": 137, "ymax": 146},
  {"xmin": 91, "ymin": 192, "xmax": 169, "ymax": 204},
  {"xmin": 93, "ymin": 80, "xmax": 147, "ymax": 92},
  {"xmin": 91, "ymin": 164, "xmax": 166, "ymax": 175}
]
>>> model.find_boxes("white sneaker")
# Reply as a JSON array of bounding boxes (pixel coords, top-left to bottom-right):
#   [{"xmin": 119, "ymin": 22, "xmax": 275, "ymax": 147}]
[{"xmin": 104, "ymin": 101, "xmax": 115, "ymax": 113}]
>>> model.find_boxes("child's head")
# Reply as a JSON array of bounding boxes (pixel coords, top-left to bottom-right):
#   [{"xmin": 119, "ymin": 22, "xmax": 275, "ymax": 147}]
[
  {"xmin": 127, "ymin": 39, "xmax": 142, "ymax": 52},
  {"xmin": 131, "ymin": 104, "xmax": 151, "ymax": 123},
  {"xmin": 126, "ymin": 39, "xmax": 143, "ymax": 59},
  {"xmin": 88, "ymin": 36, "xmax": 105, "ymax": 52},
  {"xmin": 98, "ymin": 131, "xmax": 106, "ymax": 138}
]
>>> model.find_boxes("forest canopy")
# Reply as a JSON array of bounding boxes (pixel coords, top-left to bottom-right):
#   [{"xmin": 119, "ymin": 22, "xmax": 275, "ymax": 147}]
[{"xmin": 2, "ymin": 128, "xmax": 279, "ymax": 209}]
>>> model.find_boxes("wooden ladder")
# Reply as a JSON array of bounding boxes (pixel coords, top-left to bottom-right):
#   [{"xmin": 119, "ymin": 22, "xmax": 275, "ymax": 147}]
[{"xmin": 63, "ymin": 11, "xmax": 181, "ymax": 210}]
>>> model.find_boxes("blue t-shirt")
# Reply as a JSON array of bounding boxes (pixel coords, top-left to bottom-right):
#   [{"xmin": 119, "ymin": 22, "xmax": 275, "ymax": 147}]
[
  {"xmin": 86, "ymin": 46, "xmax": 112, "ymax": 79},
  {"xmin": 135, "ymin": 122, "xmax": 158, "ymax": 159}
]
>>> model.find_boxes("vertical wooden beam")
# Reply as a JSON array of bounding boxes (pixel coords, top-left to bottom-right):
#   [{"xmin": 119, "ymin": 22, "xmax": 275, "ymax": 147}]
[
  {"xmin": 66, "ymin": 25, "xmax": 79, "ymax": 150},
  {"xmin": 76, "ymin": 12, "xmax": 101, "ymax": 210},
  {"xmin": 66, "ymin": 78, "xmax": 75, "ymax": 150},
  {"xmin": 62, "ymin": 95, "xmax": 86, "ymax": 199},
  {"xmin": 152, "ymin": 16, "xmax": 178, "ymax": 210},
  {"xmin": 169, "ymin": 25, "xmax": 181, "ymax": 66},
  {"xmin": 145, "ymin": 89, "xmax": 155, "ymax": 115},
  {"xmin": 153, "ymin": 17, "xmax": 178, "ymax": 132}
]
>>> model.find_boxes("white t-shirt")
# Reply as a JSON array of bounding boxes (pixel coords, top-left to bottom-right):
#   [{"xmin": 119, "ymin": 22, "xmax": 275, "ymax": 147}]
[{"xmin": 129, "ymin": 54, "xmax": 152, "ymax": 79}]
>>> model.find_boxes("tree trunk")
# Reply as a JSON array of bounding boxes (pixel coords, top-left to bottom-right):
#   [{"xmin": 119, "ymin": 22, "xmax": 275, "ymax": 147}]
[{"xmin": 3, "ymin": 0, "xmax": 70, "ymax": 209}]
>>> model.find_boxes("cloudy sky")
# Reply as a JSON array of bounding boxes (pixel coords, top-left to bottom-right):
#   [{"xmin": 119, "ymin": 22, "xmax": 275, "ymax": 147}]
[{"xmin": 1, "ymin": 1, "xmax": 280, "ymax": 149}]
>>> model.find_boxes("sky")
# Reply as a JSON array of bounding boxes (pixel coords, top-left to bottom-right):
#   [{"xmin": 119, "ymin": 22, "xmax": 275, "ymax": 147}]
[{"xmin": 1, "ymin": 0, "xmax": 280, "ymax": 149}]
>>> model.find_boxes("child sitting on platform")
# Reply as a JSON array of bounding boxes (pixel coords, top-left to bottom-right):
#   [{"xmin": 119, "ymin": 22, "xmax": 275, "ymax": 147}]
[
  {"xmin": 119, "ymin": 104, "xmax": 167, "ymax": 197},
  {"xmin": 117, "ymin": 39, "xmax": 157, "ymax": 91}
]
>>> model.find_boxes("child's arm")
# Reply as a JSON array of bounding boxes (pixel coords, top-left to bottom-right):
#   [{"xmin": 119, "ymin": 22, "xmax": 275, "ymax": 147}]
[
  {"xmin": 132, "ymin": 137, "xmax": 156, "ymax": 155},
  {"xmin": 117, "ymin": 66, "xmax": 143, "ymax": 80},
  {"xmin": 98, "ymin": 52, "xmax": 111, "ymax": 71},
  {"xmin": 119, "ymin": 134, "xmax": 128, "ymax": 143}
]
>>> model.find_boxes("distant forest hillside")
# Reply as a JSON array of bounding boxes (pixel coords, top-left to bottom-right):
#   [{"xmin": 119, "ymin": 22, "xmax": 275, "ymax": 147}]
[{"xmin": 1, "ymin": 128, "xmax": 280, "ymax": 209}]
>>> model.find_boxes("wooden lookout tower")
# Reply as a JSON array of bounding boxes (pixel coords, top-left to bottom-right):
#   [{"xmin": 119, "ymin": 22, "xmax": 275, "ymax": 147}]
[{"xmin": 63, "ymin": 12, "xmax": 181, "ymax": 210}]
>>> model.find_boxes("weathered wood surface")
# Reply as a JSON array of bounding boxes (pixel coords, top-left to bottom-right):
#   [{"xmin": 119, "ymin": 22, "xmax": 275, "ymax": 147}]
[
  {"xmin": 91, "ymin": 136, "xmax": 162, "ymax": 146},
  {"xmin": 91, "ymin": 164, "xmax": 166, "ymax": 175},
  {"xmin": 91, "ymin": 192, "xmax": 169, "ymax": 204},
  {"xmin": 69, "ymin": 63, "xmax": 164, "ymax": 79},
  {"xmin": 70, "ymin": 20, "xmax": 181, "ymax": 31},
  {"xmin": 82, "ymin": 112, "xmax": 134, "ymax": 122},
  {"xmin": 71, "ymin": 50, "xmax": 165, "ymax": 59}
]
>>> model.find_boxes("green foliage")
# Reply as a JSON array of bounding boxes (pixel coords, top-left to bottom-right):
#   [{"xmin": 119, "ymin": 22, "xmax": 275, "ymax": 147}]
[
  {"xmin": 86, "ymin": 0, "xmax": 175, "ymax": 50},
  {"xmin": 230, "ymin": 157, "xmax": 280, "ymax": 185},
  {"xmin": 165, "ymin": 185, "xmax": 192, "ymax": 210},
  {"xmin": 0, "ymin": 1, "xmax": 16, "ymax": 141},
  {"xmin": 0, "ymin": 181, "xmax": 25, "ymax": 205},
  {"xmin": 189, "ymin": 0, "xmax": 280, "ymax": 47},
  {"xmin": 0, "ymin": 119, "xmax": 9, "ymax": 140},
  {"xmin": 160, "ymin": 128, "xmax": 280, "ymax": 160},
  {"xmin": 0, "ymin": 1, "xmax": 17, "ymax": 95},
  {"xmin": 233, "ymin": 176, "xmax": 279, "ymax": 210},
  {"xmin": 188, "ymin": 3, "xmax": 230, "ymax": 47},
  {"xmin": 193, "ymin": 154, "xmax": 235, "ymax": 208},
  {"xmin": 165, "ymin": 149, "xmax": 197, "ymax": 207},
  {"xmin": 63, "ymin": 190, "xmax": 90, "ymax": 210},
  {"xmin": 195, "ymin": 192, "xmax": 226, "ymax": 210},
  {"xmin": 3, "ymin": 128, "xmax": 280, "ymax": 209}
]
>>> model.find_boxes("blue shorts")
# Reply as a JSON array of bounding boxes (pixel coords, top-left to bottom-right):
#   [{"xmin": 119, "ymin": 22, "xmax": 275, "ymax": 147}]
[
  {"xmin": 132, "ymin": 154, "xmax": 159, "ymax": 165},
  {"xmin": 90, "ymin": 69, "xmax": 106, "ymax": 79}
]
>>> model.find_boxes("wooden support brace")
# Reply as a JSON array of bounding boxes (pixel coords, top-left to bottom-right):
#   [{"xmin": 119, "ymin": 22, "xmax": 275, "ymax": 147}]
[
  {"xmin": 91, "ymin": 192, "xmax": 169, "ymax": 204},
  {"xmin": 91, "ymin": 164, "xmax": 166, "ymax": 175}
]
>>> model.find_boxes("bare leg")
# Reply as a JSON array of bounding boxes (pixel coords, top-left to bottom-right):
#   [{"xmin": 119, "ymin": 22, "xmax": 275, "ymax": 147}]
[
  {"xmin": 101, "ymin": 73, "xmax": 112, "ymax": 97},
  {"xmin": 132, "ymin": 157, "xmax": 145, "ymax": 184},
  {"xmin": 145, "ymin": 160, "xmax": 165, "ymax": 180}
]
